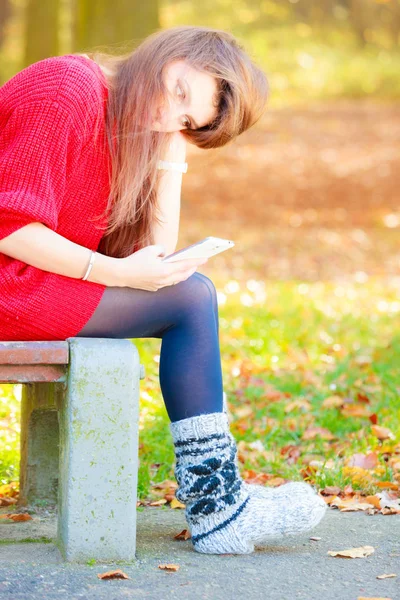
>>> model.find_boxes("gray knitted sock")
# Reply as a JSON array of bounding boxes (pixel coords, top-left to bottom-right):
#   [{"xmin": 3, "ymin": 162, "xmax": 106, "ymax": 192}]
[{"xmin": 170, "ymin": 411, "xmax": 327, "ymax": 555}]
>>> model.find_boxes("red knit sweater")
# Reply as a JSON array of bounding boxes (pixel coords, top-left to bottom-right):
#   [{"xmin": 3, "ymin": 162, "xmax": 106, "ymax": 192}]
[{"xmin": 0, "ymin": 54, "xmax": 113, "ymax": 341}]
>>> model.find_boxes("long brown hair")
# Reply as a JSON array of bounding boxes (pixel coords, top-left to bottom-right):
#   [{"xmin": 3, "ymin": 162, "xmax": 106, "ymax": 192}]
[{"xmin": 77, "ymin": 25, "xmax": 269, "ymax": 258}]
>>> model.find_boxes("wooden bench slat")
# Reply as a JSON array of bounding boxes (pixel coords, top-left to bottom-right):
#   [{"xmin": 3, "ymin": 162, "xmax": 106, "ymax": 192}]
[
  {"xmin": 0, "ymin": 365, "xmax": 67, "ymax": 383},
  {"xmin": 0, "ymin": 341, "xmax": 69, "ymax": 365}
]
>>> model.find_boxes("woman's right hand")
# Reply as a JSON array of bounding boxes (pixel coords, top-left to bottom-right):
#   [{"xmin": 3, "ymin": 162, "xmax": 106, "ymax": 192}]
[{"xmin": 117, "ymin": 244, "xmax": 208, "ymax": 291}]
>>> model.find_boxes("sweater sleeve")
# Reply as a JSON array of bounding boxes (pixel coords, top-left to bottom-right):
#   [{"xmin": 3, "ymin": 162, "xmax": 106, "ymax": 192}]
[{"xmin": 0, "ymin": 99, "xmax": 84, "ymax": 242}]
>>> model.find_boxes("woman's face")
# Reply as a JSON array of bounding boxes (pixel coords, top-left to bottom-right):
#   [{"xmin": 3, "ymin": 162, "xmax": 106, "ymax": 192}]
[{"xmin": 151, "ymin": 60, "xmax": 219, "ymax": 133}]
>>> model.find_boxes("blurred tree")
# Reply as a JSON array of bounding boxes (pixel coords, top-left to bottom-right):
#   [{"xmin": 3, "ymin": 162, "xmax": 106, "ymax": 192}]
[
  {"xmin": 24, "ymin": 0, "xmax": 60, "ymax": 66},
  {"xmin": 0, "ymin": 0, "xmax": 11, "ymax": 50},
  {"xmin": 381, "ymin": 0, "xmax": 400, "ymax": 46},
  {"xmin": 72, "ymin": 0, "xmax": 160, "ymax": 52},
  {"xmin": 342, "ymin": 0, "xmax": 400, "ymax": 47},
  {"xmin": 347, "ymin": 0, "xmax": 373, "ymax": 45}
]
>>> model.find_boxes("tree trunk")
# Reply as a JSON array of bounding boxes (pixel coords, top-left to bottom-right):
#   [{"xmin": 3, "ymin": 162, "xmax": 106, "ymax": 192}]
[
  {"xmin": 72, "ymin": 0, "xmax": 160, "ymax": 53},
  {"xmin": 24, "ymin": 0, "xmax": 60, "ymax": 67},
  {"xmin": 0, "ymin": 0, "xmax": 11, "ymax": 49}
]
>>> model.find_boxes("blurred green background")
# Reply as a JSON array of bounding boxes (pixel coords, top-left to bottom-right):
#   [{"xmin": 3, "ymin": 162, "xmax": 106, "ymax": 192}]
[{"xmin": 0, "ymin": 0, "xmax": 399, "ymax": 103}]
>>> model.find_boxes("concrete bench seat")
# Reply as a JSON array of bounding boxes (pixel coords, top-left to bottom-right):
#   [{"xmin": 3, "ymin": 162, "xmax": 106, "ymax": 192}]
[{"xmin": 0, "ymin": 337, "xmax": 145, "ymax": 563}]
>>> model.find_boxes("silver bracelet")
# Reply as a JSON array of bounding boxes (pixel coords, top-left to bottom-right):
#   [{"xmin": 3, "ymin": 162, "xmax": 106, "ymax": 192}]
[
  {"xmin": 82, "ymin": 250, "xmax": 96, "ymax": 281},
  {"xmin": 157, "ymin": 159, "xmax": 188, "ymax": 173}
]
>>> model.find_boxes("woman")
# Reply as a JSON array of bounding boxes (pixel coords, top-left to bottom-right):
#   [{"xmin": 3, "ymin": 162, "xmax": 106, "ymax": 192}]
[{"xmin": 0, "ymin": 25, "xmax": 326, "ymax": 554}]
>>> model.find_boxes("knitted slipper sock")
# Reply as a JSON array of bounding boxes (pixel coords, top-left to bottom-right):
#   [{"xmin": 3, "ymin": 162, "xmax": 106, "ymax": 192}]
[
  {"xmin": 222, "ymin": 392, "xmax": 319, "ymax": 503},
  {"xmin": 170, "ymin": 412, "xmax": 327, "ymax": 555}
]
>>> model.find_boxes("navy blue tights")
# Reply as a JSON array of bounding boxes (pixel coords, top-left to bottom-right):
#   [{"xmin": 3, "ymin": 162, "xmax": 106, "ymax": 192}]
[{"xmin": 75, "ymin": 272, "xmax": 223, "ymax": 422}]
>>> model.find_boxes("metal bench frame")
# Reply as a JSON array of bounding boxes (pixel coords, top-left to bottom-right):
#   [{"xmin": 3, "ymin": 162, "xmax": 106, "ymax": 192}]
[{"xmin": 0, "ymin": 337, "xmax": 145, "ymax": 563}]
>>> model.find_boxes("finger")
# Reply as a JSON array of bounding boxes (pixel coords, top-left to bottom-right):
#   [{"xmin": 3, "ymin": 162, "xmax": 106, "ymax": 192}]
[{"xmin": 169, "ymin": 258, "xmax": 207, "ymax": 271}]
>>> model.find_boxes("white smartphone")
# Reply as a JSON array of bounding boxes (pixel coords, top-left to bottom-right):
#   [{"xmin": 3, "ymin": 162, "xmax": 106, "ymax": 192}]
[{"xmin": 161, "ymin": 236, "xmax": 235, "ymax": 263}]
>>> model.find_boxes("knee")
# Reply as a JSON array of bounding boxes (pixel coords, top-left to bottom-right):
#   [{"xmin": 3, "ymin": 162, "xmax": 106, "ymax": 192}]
[{"xmin": 180, "ymin": 272, "xmax": 218, "ymax": 312}]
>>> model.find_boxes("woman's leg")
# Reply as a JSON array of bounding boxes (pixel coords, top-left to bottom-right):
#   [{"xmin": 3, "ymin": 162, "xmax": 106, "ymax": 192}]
[
  {"xmin": 75, "ymin": 272, "xmax": 223, "ymax": 423},
  {"xmin": 77, "ymin": 271, "xmax": 327, "ymax": 554}
]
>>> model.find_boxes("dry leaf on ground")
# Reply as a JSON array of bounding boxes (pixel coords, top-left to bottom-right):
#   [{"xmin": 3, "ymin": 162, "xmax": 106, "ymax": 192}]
[
  {"xmin": 173, "ymin": 529, "xmax": 191, "ymax": 541},
  {"xmin": 170, "ymin": 498, "xmax": 185, "ymax": 509},
  {"xmin": 346, "ymin": 452, "xmax": 379, "ymax": 469},
  {"xmin": 329, "ymin": 495, "xmax": 376, "ymax": 512},
  {"xmin": 377, "ymin": 491, "xmax": 400, "ymax": 513},
  {"xmin": 158, "ymin": 564, "xmax": 180, "ymax": 572},
  {"xmin": 328, "ymin": 546, "xmax": 375, "ymax": 558},
  {"xmin": 0, "ymin": 497, "xmax": 17, "ymax": 506},
  {"xmin": 371, "ymin": 425, "xmax": 395, "ymax": 440},
  {"xmin": 97, "ymin": 569, "xmax": 130, "ymax": 579},
  {"xmin": 0, "ymin": 513, "xmax": 32, "ymax": 521},
  {"xmin": 302, "ymin": 426, "xmax": 335, "ymax": 440},
  {"xmin": 357, "ymin": 597, "xmax": 393, "ymax": 600},
  {"xmin": 152, "ymin": 480, "xmax": 178, "ymax": 490}
]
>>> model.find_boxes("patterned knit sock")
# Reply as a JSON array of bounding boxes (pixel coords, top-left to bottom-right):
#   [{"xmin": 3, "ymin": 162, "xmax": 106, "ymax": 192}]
[
  {"xmin": 170, "ymin": 412, "xmax": 327, "ymax": 555},
  {"xmin": 222, "ymin": 392, "xmax": 316, "ymax": 502}
]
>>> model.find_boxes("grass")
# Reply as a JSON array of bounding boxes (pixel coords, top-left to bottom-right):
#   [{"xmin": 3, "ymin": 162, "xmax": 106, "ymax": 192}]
[{"xmin": 1, "ymin": 277, "xmax": 399, "ymax": 499}]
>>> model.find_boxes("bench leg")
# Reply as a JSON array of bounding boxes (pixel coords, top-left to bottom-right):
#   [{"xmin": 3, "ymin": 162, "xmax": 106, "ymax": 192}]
[
  {"xmin": 57, "ymin": 337, "xmax": 141, "ymax": 563},
  {"xmin": 19, "ymin": 382, "xmax": 63, "ymax": 507}
]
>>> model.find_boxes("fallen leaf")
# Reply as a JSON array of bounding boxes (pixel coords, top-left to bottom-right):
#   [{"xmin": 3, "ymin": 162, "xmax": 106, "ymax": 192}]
[
  {"xmin": 377, "ymin": 491, "xmax": 400, "ymax": 513},
  {"xmin": 365, "ymin": 495, "xmax": 382, "ymax": 509},
  {"xmin": 346, "ymin": 452, "xmax": 379, "ymax": 469},
  {"xmin": 371, "ymin": 425, "xmax": 395, "ymax": 440},
  {"xmin": 174, "ymin": 529, "xmax": 191, "ymax": 541},
  {"xmin": 242, "ymin": 470, "xmax": 271, "ymax": 485},
  {"xmin": 265, "ymin": 477, "xmax": 286, "ymax": 487},
  {"xmin": 149, "ymin": 499, "xmax": 167, "ymax": 506},
  {"xmin": 329, "ymin": 495, "xmax": 376, "ymax": 511},
  {"xmin": 0, "ymin": 497, "xmax": 17, "ymax": 506},
  {"xmin": 302, "ymin": 426, "xmax": 335, "ymax": 440},
  {"xmin": 263, "ymin": 388, "xmax": 287, "ymax": 403},
  {"xmin": 234, "ymin": 405, "xmax": 253, "ymax": 419},
  {"xmin": 97, "ymin": 569, "xmax": 130, "ymax": 579},
  {"xmin": 328, "ymin": 545, "xmax": 374, "ymax": 558},
  {"xmin": 357, "ymin": 597, "xmax": 393, "ymax": 600},
  {"xmin": 158, "ymin": 564, "xmax": 180, "ymax": 572},
  {"xmin": 170, "ymin": 498, "xmax": 186, "ymax": 509},
  {"xmin": 356, "ymin": 392, "xmax": 371, "ymax": 404},
  {"xmin": 321, "ymin": 486, "xmax": 342, "ymax": 496},
  {"xmin": 284, "ymin": 399, "xmax": 311, "ymax": 413},
  {"xmin": 322, "ymin": 395, "xmax": 344, "ymax": 409},
  {"xmin": 0, "ymin": 513, "xmax": 32, "ymax": 522},
  {"xmin": 341, "ymin": 405, "xmax": 371, "ymax": 418},
  {"xmin": 374, "ymin": 482, "xmax": 399, "ymax": 490},
  {"xmin": 0, "ymin": 482, "xmax": 19, "ymax": 498},
  {"xmin": 152, "ymin": 480, "xmax": 178, "ymax": 490},
  {"xmin": 342, "ymin": 466, "xmax": 374, "ymax": 486}
]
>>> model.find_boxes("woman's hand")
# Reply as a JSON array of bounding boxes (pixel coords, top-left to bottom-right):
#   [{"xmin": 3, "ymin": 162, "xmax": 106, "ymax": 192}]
[{"xmin": 116, "ymin": 244, "xmax": 208, "ymax": 291}]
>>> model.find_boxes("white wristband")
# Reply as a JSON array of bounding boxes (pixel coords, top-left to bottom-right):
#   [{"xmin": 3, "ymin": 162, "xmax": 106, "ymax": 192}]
[
  {"xmin": 82, "ymin": 250, "xmax": 96, "ymax": 281},
  {"xmin": 157, "ymin": 159, "xmax": 188, "ymax": 173}
]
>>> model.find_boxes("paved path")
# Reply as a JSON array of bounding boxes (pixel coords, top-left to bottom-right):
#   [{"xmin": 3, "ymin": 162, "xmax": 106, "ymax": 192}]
[{"xmin": 0, "ymin": 506, "xmax": 399, "ymax": 599}]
